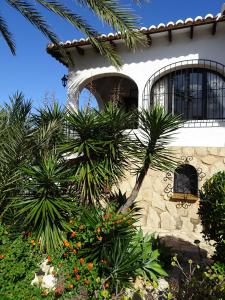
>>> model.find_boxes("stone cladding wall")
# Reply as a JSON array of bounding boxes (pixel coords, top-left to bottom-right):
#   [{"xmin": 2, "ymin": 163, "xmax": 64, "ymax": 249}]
[{"xmin": 119, "ymin": 147, "xmax": 225, "ymax": 254}]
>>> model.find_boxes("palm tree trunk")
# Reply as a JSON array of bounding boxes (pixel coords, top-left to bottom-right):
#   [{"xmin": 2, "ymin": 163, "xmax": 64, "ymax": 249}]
[{"xmin": 119, "ymin": 162, "xmax": 149, "ymax": 212}]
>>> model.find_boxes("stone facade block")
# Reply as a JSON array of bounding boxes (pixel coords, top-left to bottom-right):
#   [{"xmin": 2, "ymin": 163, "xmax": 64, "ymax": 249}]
[
  {"xmin": 160, "ymin": 212, "xmax": 176, "ymax": 230},
  {"xmin": 147, "ymin": 209, "xmax": 160, "ymax": 229},
  {"xmin": 118, "ymin": 146, "xmax": 225, "ymax": 251}
]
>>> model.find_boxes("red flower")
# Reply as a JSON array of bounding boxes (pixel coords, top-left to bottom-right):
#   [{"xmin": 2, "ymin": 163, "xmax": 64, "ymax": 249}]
[
  {"xmin": 76, "ymin": 274, "xmax": 81, "ymax": 281},
  {"xmin": 71, "ymin": 231, "xmax": 77, "ymax": 238}
]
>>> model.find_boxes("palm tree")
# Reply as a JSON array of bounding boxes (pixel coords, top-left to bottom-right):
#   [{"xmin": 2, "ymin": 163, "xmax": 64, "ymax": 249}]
[
  {"xmin": 0, "ymin": 92, "xmax": 32, "ymax": 218},
  {"xmin": 0, "ymin": 0, "xmax": 144, "ymax": 67},
  {"xmin": 63, "ymin": 103, "xmax": 136, "ymax": 204},
  {"xmin": 119, "ymin": 106, "xmax": 183, "ymax": 212}
]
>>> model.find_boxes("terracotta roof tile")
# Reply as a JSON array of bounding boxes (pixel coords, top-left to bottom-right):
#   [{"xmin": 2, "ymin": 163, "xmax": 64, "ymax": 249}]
[{"xmin": 47, "ymin": 12, "xmax": 225, "ymax": 66}]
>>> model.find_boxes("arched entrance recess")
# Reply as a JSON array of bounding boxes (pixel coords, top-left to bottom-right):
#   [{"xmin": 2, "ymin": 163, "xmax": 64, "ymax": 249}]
[{"xmin": 77, "ymin": 73, "xmax": 138, "ymax": 111}]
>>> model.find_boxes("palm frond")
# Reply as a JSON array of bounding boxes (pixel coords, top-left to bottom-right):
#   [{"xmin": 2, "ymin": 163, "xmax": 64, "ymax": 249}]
[
  {"xmin": 36, "ymin": 0, "xmax": 121, "ymax": 66},
  {"xmin": 63, "ymin": 104, "xmax": 135, "ymax": 203},
  {"xmin": 6, "ymin": 0, "xmax": 59, "ymax": 44},
  {"xmin": 0, "ymin": 12, "xmax": 15, "ymax": 54},
  {"xmin": 135, "ymin": 106, "xmax": 183, "ymax": 174},
  {"xmin": 15, "ymin": 154, "xmax": 75, "ymax": 251},
  {"xmin": 5, "ymin": 91, "xmax": 32, "ymax": 125},
  {"xmin": 78, "ymin": 0, "xmax": 145, "ymax": 48}
]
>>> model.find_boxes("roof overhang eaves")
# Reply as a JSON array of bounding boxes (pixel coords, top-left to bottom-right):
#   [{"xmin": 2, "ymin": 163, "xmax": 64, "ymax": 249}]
[{"xmin": 47, "ymin": 14, "xmax": 225, "ymax": 67}]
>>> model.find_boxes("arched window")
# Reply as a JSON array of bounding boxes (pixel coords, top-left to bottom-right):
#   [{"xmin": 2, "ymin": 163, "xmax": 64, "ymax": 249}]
[
  {"xmin": 174, "ymin": 165, "xmax": 198, "ymax": 196},
  {"xmin": 151, "ymin": 68, "xmax": 225, "ymax": 120}
]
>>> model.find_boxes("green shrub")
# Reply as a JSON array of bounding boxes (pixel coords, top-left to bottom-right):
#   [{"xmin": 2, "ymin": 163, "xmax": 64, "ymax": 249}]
[
  {"xmin": 199, "ymin": 171, "xmax": 225, "ymax": 261},
  {"xmin": 0, "ymin": 224, "xmax": 44, "ymax": 300},
  {"xmin": 47, "ymin": 206, "xmax": 166, "ymax": 299},
  {"xmin": 171, "ymin": 256, "xmax": 225, "ymax": 300},
  {"xmin": 0, "ymin": 208, "xmax": 166, "ymax": 299}
]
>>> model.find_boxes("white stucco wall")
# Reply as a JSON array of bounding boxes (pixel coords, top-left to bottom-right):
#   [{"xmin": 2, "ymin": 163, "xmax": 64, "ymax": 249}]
[{"xmin": 67, "ymin": 22, "xmax": 225, "ymax": 147}]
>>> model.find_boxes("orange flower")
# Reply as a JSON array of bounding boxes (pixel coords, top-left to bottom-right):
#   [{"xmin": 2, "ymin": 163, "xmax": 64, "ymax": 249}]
[
  {"xmin": 97, "ymin": 236, "xmax": 102, "ymax": 241},
  {"xmin": 73, "ymin": 267, "xmax": 79, "ymax": 274},
  {"xmin": 71, "ymin": 231, "xmax": 77, "ymax": 238},
  {"xmin": 87, "ymin": 262, "xmax": 93, "ymax": 270},
  {"xmin": 72, "ymin": 249, "xmax": 77, "ymax": 254},
  {"xmin": 47, "ymin": 255, "xmax": 51, "ymax": 262},
  {"xmin": 79, "ymin": 258, "xmax": 85, "ymax": 265},
  {"xmin": 84, "ymin": 279, "xmax": 91, "ymax": 285},
  {"xmin": 97, "ymin": 227, "xmax": 101, "ymax": 234},
  {"xmin": 63, "ymin": 252, "xmax": 67, "ymax": 258},
  {"xmin": 104, "ymin": 282, "xmax": 109, "ymax": 288},
  {"xmin": 68, "ymin": 284, "xmax": 74, "ymax": 289},
  {"xmin": 0, "ymin": 255, "xmax": 5, "ymax": 260},
  {"xmin": 76, "ymin": 274, "xmax": 81, "ymax": 281},
  {"xmin": 76, "ymin": 242, "xmax": 81, "ymax": 249},
  {"xmin": 31, "ymin": 239, "xmax": 35, "ymax": 246},
  {"xmin": 63, "ymin": 240, "xmax": 70, "ymax": 247}
]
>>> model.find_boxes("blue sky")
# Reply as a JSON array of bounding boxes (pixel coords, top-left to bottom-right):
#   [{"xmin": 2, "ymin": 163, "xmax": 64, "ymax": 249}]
[{"xmin": 0, "ymin": 0, "xmax": 224, "ymax": 109}]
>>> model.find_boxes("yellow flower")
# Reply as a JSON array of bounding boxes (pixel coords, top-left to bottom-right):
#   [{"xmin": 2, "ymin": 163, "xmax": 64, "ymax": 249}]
[{"xmin": 76, "ymin": 242, "xmax": 81, "ymax": 249}]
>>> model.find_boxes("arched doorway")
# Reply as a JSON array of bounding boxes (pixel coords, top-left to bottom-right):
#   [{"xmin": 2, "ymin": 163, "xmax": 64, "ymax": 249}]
[{"xmin": 77, "ymin": 74, "xmax": 138, "ymax": 112}]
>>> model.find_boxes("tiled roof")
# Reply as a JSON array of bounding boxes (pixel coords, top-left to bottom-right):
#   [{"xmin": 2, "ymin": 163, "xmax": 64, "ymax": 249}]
[{"xmin": 47, "ymin": 12, "xmax": 225, "ymax": 66}]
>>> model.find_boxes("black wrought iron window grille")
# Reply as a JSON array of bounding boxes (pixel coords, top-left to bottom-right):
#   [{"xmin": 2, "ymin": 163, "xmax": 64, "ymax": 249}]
[
  {"xmin": 174, "ymin": 164, "xmax": 198, "ymax": 196},
  {"xmin": 143, "ymin": 59, "xmax": 225, "ymax": 125}
]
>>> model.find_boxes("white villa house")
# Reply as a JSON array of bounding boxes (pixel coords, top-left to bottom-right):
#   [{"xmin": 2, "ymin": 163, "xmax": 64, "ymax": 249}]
[{"xmin": 47, "ymin": 5, "xmax": 225, "ymax": 250}]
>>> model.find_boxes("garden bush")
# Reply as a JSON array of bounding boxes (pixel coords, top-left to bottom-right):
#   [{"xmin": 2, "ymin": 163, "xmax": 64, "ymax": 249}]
[
  {"xmin": 199, "ymin": 171, "xmax": 225, "ymax": 261},
  {"xmin": 0, "ymin": 207, "xmax": 167, "ymax": 299},
  {"xmin": 171, "ymin": 256, "xmax": 225, "ymax": 300},
  {"xmin": 0, "ymin": 224, "xmax": 44, "ymax": 300}
]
